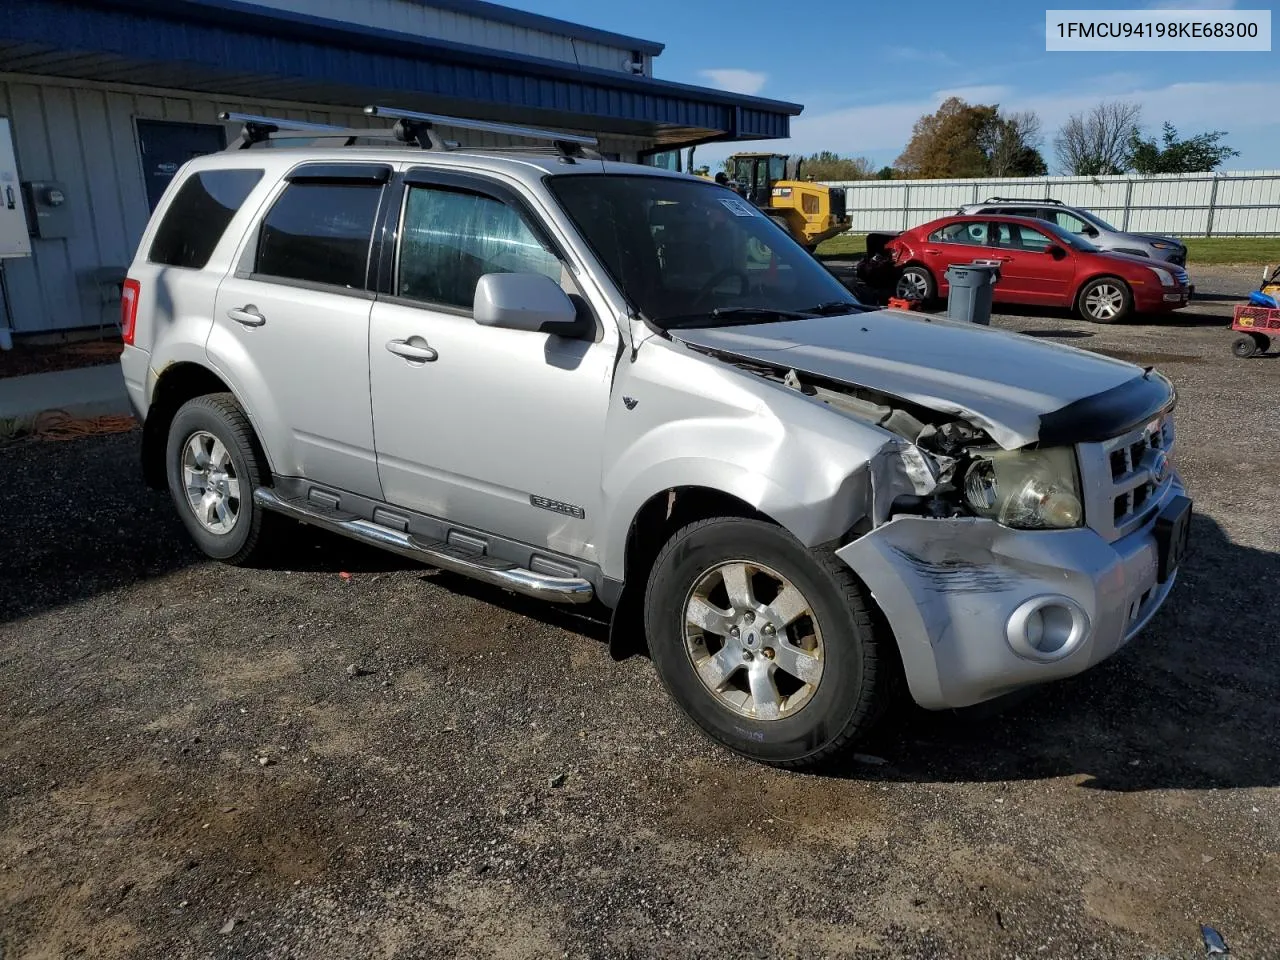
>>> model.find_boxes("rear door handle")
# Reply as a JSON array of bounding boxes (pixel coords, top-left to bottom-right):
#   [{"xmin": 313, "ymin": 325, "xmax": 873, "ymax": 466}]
[
  {"xmin": 385, "ymin": 338, "xmax": 438, "ymax": 362},
  {"xmin": 227, "ymin": 306, "xmax": 266, "ymax": 327}
]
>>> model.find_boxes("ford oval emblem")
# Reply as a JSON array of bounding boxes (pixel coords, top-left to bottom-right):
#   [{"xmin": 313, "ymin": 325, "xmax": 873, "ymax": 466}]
[{"xmin": 1150, "ymin": 451, "xmax": 1170, "ymax": 484}]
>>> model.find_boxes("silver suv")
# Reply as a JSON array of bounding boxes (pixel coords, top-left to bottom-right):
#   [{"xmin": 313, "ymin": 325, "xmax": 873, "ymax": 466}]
[
  {"xmin": 119, "ymin": 110, "xmax": 1192, "ymax": 770},
  {"xmin": 957, "ymin": 197, "xmax": 1188, "ymax": 266}
]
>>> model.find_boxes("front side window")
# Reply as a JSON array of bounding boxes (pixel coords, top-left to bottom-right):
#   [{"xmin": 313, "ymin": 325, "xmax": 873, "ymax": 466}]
[
  {"xmin": 548, "ymin": 174, "xmax": 860, "ymax": 329},
  {"xmin": 930, "ymin": 221, "xmax": 990, "ymax": 245},
  {"xmin": 396, "ymin": 186, "xmax": 562, "ymax": 310},
  {"xmin": 149, "ymin": 169, "xmax": 263, "ymax": 268},
  {"xmin": 255, "ymin": 182, "xmax": 382, "ymax": 289},
  {"xmin": 993, "ymin": 222, "xmax": 1054, "ymax": 252},
  {"xmin": 1052, "ymin": 210, "xmax": 1091, "ymax": 234}
]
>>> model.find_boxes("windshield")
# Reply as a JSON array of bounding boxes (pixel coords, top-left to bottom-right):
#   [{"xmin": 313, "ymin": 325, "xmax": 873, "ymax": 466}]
[
  {"xmin": 547, "ymin": 174, "xmax": 860, "ymax": 329},
  {"xmin": 1078, "ymin": 208, "xmax": 1117, "ymax": 232}
]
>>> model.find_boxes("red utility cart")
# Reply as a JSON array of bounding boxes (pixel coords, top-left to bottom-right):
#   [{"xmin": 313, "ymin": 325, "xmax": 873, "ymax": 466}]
[{"xmin": 1231, "ymin": 304, "xmax": 1279, "ymax": 358}]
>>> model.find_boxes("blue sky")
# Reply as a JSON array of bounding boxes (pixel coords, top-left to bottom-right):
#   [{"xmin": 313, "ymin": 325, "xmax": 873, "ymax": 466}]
[{"xmin": 511, "ymin": 0, "xmax": 1277, "ymax": 172}]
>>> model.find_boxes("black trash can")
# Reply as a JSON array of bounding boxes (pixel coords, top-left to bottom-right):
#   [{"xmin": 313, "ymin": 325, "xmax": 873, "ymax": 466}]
[{"xmin": 944, "ymin": 262, "xmax": 1000, "ymax": 325}]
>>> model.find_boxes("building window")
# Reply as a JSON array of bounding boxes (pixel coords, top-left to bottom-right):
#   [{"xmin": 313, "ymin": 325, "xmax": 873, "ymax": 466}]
[
  {"xmin": 148, "ymin": 169, "xmax": 263, "ymax": 269},
  {"xmin": 397, "ymin": 186, "xmax": 561, "ymax": 310},
  {"xmin": 255, "ymin": 182, "xmax": 382, "ymax": 289}
]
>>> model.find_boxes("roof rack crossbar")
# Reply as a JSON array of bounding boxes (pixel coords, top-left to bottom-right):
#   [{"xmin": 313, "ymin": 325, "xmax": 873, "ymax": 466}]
[
  {"xmin": 364, "ymin": 105, "xmax": 598, "ymax": 159},
  {"xmin": 219, "ymin": 112, "xmax": 354, "ymax": 149},
  {"xmin": 984, "ymin": 196, "xmax": 1064, "ymax": 205}
]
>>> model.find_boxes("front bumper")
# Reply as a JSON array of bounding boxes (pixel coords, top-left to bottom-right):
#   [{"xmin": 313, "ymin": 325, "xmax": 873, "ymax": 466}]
[
  {"xmin": 837, "ymin": 480, "xmax": 1185, "ymax": 710},
  {"xmin": 1137, "ymin": 283, "xmax": 1191, "ymax": 312}
]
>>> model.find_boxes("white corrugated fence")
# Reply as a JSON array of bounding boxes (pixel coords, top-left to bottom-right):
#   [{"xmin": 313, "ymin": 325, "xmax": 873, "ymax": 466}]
[{"xmin": 823, "ymin": 171, "xmax": 1280, "ymax": 237}]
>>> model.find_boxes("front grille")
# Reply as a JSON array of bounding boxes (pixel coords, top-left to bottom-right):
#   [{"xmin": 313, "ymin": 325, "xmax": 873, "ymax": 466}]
[{"xmin": 1077, "ymin": 411, "xmax": 1176, "ymax": 542}]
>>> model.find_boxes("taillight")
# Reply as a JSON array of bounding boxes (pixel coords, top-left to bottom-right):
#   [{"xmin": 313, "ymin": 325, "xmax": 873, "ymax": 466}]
[{"xmin": 120, "ymin": 278, "xmax": 140, "ymax": 345}]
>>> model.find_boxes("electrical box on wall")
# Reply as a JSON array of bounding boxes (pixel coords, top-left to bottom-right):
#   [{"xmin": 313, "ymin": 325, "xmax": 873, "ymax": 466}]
[
  {"xmin": 0, "ymin": 118, "xmax": 32, "ymax": 258},
  {"xmin": 22, "ymin": 180, "xmax": 72, "ymax": 240}
]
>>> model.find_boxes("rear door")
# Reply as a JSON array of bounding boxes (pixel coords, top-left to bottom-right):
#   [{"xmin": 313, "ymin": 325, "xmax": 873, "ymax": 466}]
[
  {"xmin": 921, "ymin": 220, "xmax": 992, "ymax": 295},
  {"xmin": 988, "ymin": 220, "xmax": 1075, "ymax": 305},
  {"xmin": 207, "ymin": 162, "xmax": 391, "ymax": 498}
]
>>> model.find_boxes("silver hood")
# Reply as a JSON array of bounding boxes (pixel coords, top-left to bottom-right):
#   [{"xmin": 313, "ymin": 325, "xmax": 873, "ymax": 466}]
[{"xmin": 670, "ymin": 310, "xmax": 1159, "ymax": 449}]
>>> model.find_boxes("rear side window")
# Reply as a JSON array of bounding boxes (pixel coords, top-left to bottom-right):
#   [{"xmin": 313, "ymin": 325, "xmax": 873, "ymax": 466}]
[
  {"xmin": 148, "ymin": 169, "xmax": 263, "ymax": 269},
  {"xmin": 397, "ymin": 185, "xmax": 561, "ymax": 310},
  {"xmin": 255, "ymin": 182, "xmax": 383, "ymax": 290},
  {"xmin": 929, "ymin": 221, "xmax": 989, "ymax": 245}
]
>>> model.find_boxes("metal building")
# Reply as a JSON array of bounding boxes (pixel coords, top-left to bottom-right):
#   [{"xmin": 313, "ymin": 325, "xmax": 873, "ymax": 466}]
[{"xmin": 0, "ymin": 0, "xmax": 801, "ymax": 340}]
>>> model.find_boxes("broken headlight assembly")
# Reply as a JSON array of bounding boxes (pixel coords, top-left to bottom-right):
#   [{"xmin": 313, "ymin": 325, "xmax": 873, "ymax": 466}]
[{"xmin": 961, "ymin": 447, "xmax": 1084, "ymax": 529}]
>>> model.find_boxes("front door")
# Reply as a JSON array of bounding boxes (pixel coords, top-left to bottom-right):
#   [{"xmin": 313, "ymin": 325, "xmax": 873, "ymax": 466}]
[
  {"xmin": 368, "ymin": 172, "xmax": 616, "ymax": 559},
  {"xmin": 136, "ymin": 120, "xmax": 227, "ymax": 211},
  {"xmin": 988, "ymin": 221, "xmax": 1076, "ymax": 304},
  {"xmin": 206, "ymin": 164, "xmax": 389, "ymax": 498}
]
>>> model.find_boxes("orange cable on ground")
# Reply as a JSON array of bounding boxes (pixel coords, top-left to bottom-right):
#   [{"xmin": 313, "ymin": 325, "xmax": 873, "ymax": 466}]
[{"xmin": 29, "ymin": 409, "xmax": 136, "ymax": 441}]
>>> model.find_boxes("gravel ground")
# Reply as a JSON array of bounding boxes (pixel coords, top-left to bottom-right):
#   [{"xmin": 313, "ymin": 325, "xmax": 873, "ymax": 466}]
[{"xmin": 1, "ymin": 265, "xmax": 1277, "ymax": 959}]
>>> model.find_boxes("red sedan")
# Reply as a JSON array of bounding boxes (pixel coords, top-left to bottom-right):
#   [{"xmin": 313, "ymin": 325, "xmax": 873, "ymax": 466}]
[{"xmin": 886, "ymin": 214, "xmax": 1192, "ymax": 323}]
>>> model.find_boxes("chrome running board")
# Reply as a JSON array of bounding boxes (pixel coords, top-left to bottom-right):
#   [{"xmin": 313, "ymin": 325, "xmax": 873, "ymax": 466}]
[{"xmin": 253, "ymin": 487, "xmax": 594, "ymax": 605}]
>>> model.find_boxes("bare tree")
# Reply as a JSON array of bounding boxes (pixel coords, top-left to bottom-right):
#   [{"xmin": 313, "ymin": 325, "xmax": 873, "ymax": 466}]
[
  {"xmin": 1054, "ymin": 101, "xmax": 1142, "ymax": 175},
  {"xmin": 986, "ymin": 111, "xmax": 1046, "ymax": 177}
]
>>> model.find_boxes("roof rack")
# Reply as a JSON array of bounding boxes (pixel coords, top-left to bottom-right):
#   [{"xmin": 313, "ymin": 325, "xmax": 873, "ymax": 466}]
[
  {"xmin": 364, "ymin": 105, "xmax": 598, "ymax": 160},
  {"xmin": 983, "ymin": 196, "xmax": 1064, "ymax": 205},
  {"xmin": 219, "ymin": 107, "xmax": 600, "ymax": 161}
]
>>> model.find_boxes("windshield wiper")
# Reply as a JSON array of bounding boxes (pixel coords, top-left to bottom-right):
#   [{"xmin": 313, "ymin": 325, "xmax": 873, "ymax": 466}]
[
  {"xmin": 802, "ymin": 300, "xmax": 864, "ymax": 315},
  {"xmin": 662, "ymin": 306, "xmax": 811, "ymax": 329}
]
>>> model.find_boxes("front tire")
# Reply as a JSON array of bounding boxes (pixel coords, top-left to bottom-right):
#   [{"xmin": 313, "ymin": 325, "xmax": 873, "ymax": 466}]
[
  {"xmin": 165, "ymin": 393, "xmax": 271, "ymax": 565},
  {"xmin": 644, "ymin": 518, "xmax": 893, "ymax": 770},
  {"xmin": 1076, "ymin": 276, "xmax": 1132, "ymax": 323}
]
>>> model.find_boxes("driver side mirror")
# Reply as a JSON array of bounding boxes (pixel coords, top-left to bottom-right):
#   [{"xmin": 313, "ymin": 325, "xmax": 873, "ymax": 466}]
[
  {"xmin": 473, "ymin": 272, "xmax": 593, "ymax": 338},
  {"xmin": 1082, "ymin": 225, "xmax": 1100, "ymax": 238},
  {"xmin": 1047, "ymin": 244, "xmax": 1068, "ymax": 260}
]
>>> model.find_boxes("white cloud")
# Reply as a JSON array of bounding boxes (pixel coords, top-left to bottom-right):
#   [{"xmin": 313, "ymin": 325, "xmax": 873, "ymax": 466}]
[
  {"xmin": 699, "ymin": 69, "xmax": 768, "ymax": 96},
  {"xmin": 706, "ymin": 78, "xmax": 1280, "ymax": 170},
  {"xmin": 885, "ymin": 46, "xmax": 956, "ymax": 65},
  {"xmin": 1148, "ymin": 0, "xmax": 1236, "ymax": 8}
]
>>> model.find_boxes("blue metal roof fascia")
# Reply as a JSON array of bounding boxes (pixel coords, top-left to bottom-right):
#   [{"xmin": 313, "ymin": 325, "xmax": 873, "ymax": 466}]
[
  {"xmin": 395, "ymin": 0, "xmax": 664, "ymax": 56},
  {"xmin": 5, "ymin": 0, "xmax": 801, "ymax": 123}
]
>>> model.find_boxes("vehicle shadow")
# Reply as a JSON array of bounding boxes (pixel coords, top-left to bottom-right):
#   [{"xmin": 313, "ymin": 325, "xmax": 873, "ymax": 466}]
[{"xmin": 826, "ymin": 512, "xmax": 1280, "ymax": 792}]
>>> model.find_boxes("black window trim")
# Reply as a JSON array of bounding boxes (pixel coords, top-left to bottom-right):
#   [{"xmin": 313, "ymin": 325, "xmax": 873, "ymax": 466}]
[
  {"xmin": 146, "ymin": 167, "xmax": 266, "ymax": 270},
  {"xmin": 371, "ymin": 168, "xmax": 574, "ymax": 315},
  {"xmin": 238, "ymin": 169, "xmax": 389, "ymax": 296},
  {"xmin": 284, "ymin": 162, "xmax": 393, "ymax": 186}
]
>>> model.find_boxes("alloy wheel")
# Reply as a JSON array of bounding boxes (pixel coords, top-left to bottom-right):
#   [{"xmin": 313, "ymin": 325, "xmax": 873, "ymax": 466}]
[
  {"xmin": 1084, "ymin": 283, "xmax": 1125, "ymax": 321},
  {"xmin": 682, "ymin": 560, "xmax": 825, "ymax": 721},
  {"xmin": 181, "ymin": 430, "xmax": 241, "ymax": 535}
]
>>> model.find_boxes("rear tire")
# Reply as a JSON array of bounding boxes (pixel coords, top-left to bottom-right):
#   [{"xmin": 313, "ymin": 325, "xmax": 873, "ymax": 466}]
[
  {"xmin": 165, "ymin": 393, "xmax": 271, "ymax": 565},
  {"xmin": 895, "ymin": 264, "xmax": 935, "ymax": 304},
  {"xmin": 1076, "ymin": 276, "xmax": 1132, "ymax": 323},
  {"xmin": 643, "ymin": 517, "xmax": 894, "ymax": 771}
]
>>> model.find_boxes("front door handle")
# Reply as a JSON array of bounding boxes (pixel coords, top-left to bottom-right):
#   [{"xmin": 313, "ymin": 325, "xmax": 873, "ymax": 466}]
[
  {"xmin": 385, "ymin": 338, "xmax": 438, "ymax": 362},
  {"xmin": 227, "ymin": 305, "xmax": 266, "ymax": 327}
]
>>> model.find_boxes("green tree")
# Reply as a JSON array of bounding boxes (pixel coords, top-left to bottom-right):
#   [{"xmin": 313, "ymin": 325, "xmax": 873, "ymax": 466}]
[
  {"xmin": 895, "ymin": 98, "xmax": 1047, "ymax": 178},
  {"xmin": 876, "ymin": 166, "xmax": 896, "ymax": 180},
  {"xmin": 801, "ymin": 151, "xmax": 875, "ymax": 181},
  {"xmin": 1129, "ymin": 122, "xmax": 1239, "ymax": 174}
]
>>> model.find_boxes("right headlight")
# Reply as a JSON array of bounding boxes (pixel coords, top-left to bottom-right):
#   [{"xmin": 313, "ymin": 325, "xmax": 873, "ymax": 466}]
[{"xmin": 962, "ymin": 447, "xmax": 1084, "ymax": 529}]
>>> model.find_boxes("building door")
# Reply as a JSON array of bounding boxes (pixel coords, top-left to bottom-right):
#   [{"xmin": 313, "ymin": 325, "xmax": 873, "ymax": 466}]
[{"xmin": 136, "ymin": 120, "xmax": 227, "ymax": 211}]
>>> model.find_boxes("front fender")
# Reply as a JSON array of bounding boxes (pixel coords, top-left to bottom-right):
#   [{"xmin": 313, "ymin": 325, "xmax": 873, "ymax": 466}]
[{"xmin": 597, "ymin": 343, "xmax": 917, "ymax": 579}]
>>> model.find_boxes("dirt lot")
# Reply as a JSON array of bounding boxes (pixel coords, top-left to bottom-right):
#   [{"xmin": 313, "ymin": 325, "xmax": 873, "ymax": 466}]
[{"xmin": 2, "ymin": 266, "xmax": 1277, "ymax": 959}]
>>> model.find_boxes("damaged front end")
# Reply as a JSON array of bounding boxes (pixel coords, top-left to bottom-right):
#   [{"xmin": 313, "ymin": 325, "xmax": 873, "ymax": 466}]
[{"xmin": 673, "ymin": 329, "xmax": 1183, "ymax": 711}]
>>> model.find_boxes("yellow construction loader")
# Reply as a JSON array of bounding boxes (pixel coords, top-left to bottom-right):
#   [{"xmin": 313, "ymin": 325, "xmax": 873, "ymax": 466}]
[{"xmin": 726, "ymin": 152, "xmax": 850, "ymax": 251}]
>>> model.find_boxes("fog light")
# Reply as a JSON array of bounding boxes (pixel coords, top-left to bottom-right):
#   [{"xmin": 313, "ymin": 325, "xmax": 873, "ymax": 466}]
[{"xmin": 1006, "ymin": 596, "xmax": 1090, "ymax": 662}]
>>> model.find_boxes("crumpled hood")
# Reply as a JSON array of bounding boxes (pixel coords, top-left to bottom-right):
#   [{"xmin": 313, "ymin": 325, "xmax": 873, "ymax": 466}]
[{"xmin": 670, "ymin": 310, "xmax": 1152, "ymax": 449}]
